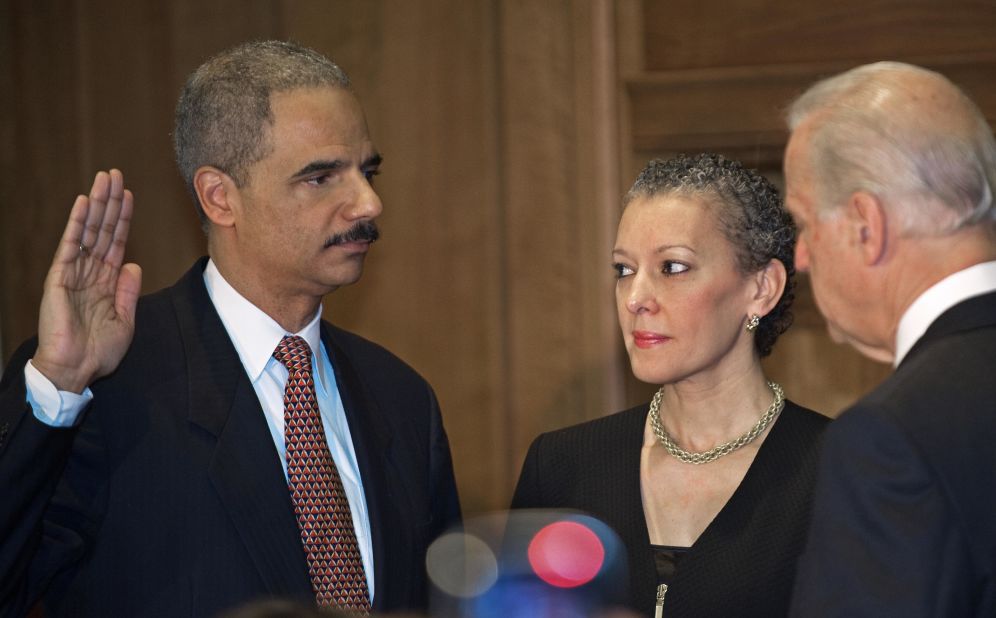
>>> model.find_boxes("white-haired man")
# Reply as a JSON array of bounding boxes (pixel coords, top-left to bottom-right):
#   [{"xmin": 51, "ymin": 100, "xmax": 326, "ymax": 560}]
[{"xmin": 784, "ymin": 62, "xmax": 996, "ymax": 617}]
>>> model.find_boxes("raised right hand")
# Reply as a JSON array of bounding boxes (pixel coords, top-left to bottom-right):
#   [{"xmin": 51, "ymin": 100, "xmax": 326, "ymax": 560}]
[{"xmin": 30, "ymin": 170, "xmax": 142, "ymax": 393}]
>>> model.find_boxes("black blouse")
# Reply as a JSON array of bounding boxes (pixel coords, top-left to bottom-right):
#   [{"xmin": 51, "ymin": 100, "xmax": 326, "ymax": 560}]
[{"xmin": 512, "ymin": 401, "xmax": 829, "ymax": 617}]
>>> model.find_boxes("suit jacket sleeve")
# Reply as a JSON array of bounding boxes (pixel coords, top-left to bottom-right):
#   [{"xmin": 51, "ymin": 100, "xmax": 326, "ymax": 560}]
[
  {"xmin": 0, "ymin": 339, "xmax": 82, "ymax": 616},
  {"xmin": 790, "ymin": 407, "xmax": 975, "ymax": 618},
  {"xmin": 427, "ymin": 385, "xmax": 461, "ymax": 537}
]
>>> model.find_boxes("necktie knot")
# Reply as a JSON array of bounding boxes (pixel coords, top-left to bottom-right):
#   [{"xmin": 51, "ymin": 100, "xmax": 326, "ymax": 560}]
[{"xmin": 273, "ymin": 335, "xmax": 313, "ymax": 374}]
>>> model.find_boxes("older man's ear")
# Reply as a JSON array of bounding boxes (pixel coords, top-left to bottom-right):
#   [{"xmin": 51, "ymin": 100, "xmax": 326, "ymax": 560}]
[{"xmin": 848, "ymin": 191, "xmax": 889, "ymax": 266}]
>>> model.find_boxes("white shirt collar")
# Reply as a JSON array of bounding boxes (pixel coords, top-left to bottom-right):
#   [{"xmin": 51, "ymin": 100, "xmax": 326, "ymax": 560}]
[
  {"xmin": 202, "ymin": 259, "xmax": 323, "ymax": 381},
  {"xmin": 894, "ymin": 261, "xmax": 996, "ymax": 366}
]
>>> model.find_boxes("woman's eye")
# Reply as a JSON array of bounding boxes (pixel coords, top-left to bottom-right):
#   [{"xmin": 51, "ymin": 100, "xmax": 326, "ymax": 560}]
[
  {"xmin": 662, "ymin": 261, "xmax": 689, "ymax": 276},
  {"xmin": 613, "ymin": 263, "xmax": 634, "ymax": 278}
]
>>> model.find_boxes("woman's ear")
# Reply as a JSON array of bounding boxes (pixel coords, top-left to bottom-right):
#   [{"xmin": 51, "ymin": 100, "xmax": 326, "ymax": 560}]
[
  {"xmin": 750, "ymin": 258, "xmax": 788, "ymax": 317},
  {"xmin": 194, "ymin": 166, "xmax": 239, "ymax": 229}
]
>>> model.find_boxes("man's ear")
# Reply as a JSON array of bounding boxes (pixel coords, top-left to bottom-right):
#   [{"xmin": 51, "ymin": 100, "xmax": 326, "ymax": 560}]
[
  {"xmin": 194, "ymin": 166, "xmax": 239, "ymax": 228},
  {"xmin": 849, "ymin": 191, "xmax": 888, "ymax": 265},
  {"xmin": 750, "ymin": 258, "xmax": 788, "ymax": 317}
]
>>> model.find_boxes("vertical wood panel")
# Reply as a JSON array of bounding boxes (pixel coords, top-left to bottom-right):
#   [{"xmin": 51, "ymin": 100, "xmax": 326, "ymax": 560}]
[
  {"xmin": 499, "ymin": 0, "xmax": 624, "ymax": 488},
  {"xmin": 573, "ymin": 0, "xmax": 626, "ymax": 423},
  {"xmin": 0, "ymin": 0, "xmax": 283, "ymax": 363},
  {"xmin": 2, "ymin": 1, "xmax": 84, "ymax": 364},
  {"xmin": 0, "ymin": 5, "xmax": 12, "ymax": 358},
  {"xmin": 75, "ymin": 0, "xmax": 200, "ymax": 296}
]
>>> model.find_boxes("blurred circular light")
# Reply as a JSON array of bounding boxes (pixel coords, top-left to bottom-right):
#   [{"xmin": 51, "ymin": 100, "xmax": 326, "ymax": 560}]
[
  {"xmin": 426, "ymin": 532, "xmax": 499, "ymax": 598},
  {"xmin": 527, "ymin": 520, "xmax": 605, "ymax": 588}
]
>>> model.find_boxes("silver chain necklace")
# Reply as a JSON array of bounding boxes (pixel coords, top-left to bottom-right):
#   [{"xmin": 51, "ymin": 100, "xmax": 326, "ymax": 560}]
[{"xmin": 649, "ymin": 381, "xmax": 785, "ymax": 465}]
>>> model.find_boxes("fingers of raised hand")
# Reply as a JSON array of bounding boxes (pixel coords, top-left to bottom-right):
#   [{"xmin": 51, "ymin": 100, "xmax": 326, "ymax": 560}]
[
  {"xmin": 78, "ymin": 171, "xmax": 110, "ymax": 254},
  {"xmin": 58, "ymin": 170, "xmax": 132, "ymax": 267},
  {"xmin": 56, "ymin": 194, "xmax": 92, "ymax": 266},
  {"xmin": 104, "ymin": 188, "xmax": 134, "ymax": 267},
  {"xmin": 85, "ymin": 169, "xmax": 127, "ymax": 260}
]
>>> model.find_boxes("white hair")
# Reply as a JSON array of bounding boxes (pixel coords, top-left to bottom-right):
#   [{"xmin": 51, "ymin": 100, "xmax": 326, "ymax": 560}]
[{"xmin": 787, "ymin": 61, "xmax": 996, "ymax": 236}]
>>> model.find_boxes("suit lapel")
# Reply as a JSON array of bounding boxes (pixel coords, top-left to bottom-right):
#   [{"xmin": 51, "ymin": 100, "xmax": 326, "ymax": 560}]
[
  {"xmin": 321, "ymin": 324, "xmax": 408, "ymax": 611},
  {"xmin": 171, "ymin": 259, "xmax": 313, "ymax": 599}
]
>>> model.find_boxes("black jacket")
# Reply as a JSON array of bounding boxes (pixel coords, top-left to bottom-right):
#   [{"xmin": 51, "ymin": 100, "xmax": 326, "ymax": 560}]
[{"xmin": 791, "ymin": 291, "xmax": 996, "ymax": 618}]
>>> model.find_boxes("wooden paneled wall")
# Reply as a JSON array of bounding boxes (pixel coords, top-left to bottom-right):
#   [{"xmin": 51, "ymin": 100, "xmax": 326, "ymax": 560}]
[
  {"xmin": 0, "ymin": 0, "xmax": 622, "ymax": 514},
  {"xmin": 3, "ymin": 1, "xmax": 995, "ymax": 514},
  {"xmin": 617, "ymin": 0, "xmax": 996, "ymax": 414}
]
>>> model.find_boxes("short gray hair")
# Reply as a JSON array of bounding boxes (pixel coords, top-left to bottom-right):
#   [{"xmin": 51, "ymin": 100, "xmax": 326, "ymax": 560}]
[
  {"xmin": 787, "ymin": 61, "xmax": 996, "ymax": 235},
  {"xmin": 624, "ymin": 153, "xmax": 796, "ymax": 358},
  {"xmin": 174, "ymin": 40, "xmax": 351, "ymax": 224}
]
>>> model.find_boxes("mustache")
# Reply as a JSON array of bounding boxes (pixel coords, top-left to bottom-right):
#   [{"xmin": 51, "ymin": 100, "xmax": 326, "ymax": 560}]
[{"xmin": 325, "ymin": 221, "xmax": 380, "ymax": 247}]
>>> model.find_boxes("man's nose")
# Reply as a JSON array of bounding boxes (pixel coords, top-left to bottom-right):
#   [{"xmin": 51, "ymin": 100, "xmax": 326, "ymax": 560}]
[{"xmin": 345, "ymin": 172, "xmax": 383, "ymax": 220}]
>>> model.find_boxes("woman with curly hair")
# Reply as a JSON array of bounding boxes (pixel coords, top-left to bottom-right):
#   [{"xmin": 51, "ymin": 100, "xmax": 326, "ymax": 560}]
[{"xmin": 512, "ymin": 153, "xmax": 828, "ymax": 617}]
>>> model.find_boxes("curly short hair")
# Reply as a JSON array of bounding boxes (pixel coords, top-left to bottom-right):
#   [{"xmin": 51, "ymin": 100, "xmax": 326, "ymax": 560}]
[
  {"xmin": 624, "ymin": 153, "xmax": 796, "ymax": 357},
  {"xmin": 174, "ymin": 40, "xmax": 351, "ymax": 226}
]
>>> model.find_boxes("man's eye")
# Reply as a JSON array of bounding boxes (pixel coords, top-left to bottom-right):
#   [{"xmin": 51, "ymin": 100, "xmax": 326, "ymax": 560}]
[
  {"xmin": 364, "ymin": 169, "xmax": 380, "ymax": 182},
  {"xmin": 613, "ymin": 263, "xmax": 634, "ymax": 278},
  {"xmin": 662, "ymin": 261, "xmax": 689, "ymax": 276},
  {"xmin": 307, "ymin": 174, "xmax": 331, "ymax": 186}
]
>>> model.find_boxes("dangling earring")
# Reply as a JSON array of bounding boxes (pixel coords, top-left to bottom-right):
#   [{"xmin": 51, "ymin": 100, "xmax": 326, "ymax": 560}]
[{"xmin": 746, "ymin": 314, "xmax": 761, "ymax": 332}]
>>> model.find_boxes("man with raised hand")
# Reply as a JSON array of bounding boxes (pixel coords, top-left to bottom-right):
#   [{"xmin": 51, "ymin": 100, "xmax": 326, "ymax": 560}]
[{"xmin": 0, "ymin": 41, "xmax": 460, "ymax": 617}]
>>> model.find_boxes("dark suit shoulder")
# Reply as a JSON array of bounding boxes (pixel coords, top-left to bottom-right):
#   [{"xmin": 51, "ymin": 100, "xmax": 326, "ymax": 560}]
[
  {"xmin": 775, "ymin": 401, "xmax": 830, "ymax": 444},
  {"xmin": 116, "ymin": 259, "xmax": 206, "ymax": 364},
  {"xmin": 530, "ymin": 405, "xmax": 648, "ymax": 452},
  {"xmin": 322, "ymin": 322, "xmax": 430, "ymax": 389},
  {"xmin": 871, "ymin": 295, "xmax": 996, "ymax": 425},
  {"xmin": 849, "ymin": 325, "xmax": 996, "ymax": 443},
  {"xmin": 512, "ymin": 406, "xmax": 647, "ymax": 512},
  {"xmin": 100, "ymin": 282, "xmax": 188, "ymax": 396},
  {"xmin": 130, "ymin": 287, "xmax": 182, "ymax": 340}
]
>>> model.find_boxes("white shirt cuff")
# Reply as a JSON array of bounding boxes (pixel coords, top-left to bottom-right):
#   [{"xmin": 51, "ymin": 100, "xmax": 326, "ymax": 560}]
[{"xmin": 24, "ymin": 360, "xmax": 93, "ymax": 427}]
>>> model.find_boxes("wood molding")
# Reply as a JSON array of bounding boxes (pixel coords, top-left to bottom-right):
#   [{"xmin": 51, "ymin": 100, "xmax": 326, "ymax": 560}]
[
  {"xmin": 626, "ymin": 54, "xmax": 996, "ymax": 165},
  {"xmin": 642, "ymin": 1, "xmax": 996, "ymax": 72}
]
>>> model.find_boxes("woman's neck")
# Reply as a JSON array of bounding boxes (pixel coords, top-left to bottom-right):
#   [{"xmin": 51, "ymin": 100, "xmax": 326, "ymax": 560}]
[{"xmin": 655, "ymin": 364, "xmax": 777, "ymax": 453}]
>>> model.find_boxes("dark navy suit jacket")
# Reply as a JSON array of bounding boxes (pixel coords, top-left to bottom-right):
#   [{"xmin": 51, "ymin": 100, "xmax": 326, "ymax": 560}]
[
  {"xmin": 790, "ymin": 291, "xmax": 996, "ymax": 618},
  {"xmin": 0, "ymin": 258, "xmax": 461, "ymax": 617}
]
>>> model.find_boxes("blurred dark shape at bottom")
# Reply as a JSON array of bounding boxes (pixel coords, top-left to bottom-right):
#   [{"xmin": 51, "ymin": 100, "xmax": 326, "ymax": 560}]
[
  {"xmin": 216, "ymin": 599, "xmax": 334, "ymax": 618},
  {"xmin": 217, "ymin": 596, "xmax": 426, "ymax": 617}
]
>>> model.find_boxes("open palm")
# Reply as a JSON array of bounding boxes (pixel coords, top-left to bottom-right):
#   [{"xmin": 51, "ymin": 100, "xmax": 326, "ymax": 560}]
[{"xmin": 32, "ymin": 170, "xmax": 142, "ymax": 393}]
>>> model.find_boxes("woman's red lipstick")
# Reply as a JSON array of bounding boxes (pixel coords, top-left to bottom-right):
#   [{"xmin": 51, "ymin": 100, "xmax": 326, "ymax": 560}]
[{"xmin": 632, "ymin": 330, "xmax": 670, "ymax": 349}]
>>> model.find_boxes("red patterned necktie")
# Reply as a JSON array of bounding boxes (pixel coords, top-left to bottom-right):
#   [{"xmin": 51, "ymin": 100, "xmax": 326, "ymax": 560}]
[{"xmin": 273, "ymin": 335, "xmax": 371, "ymax": 613}]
